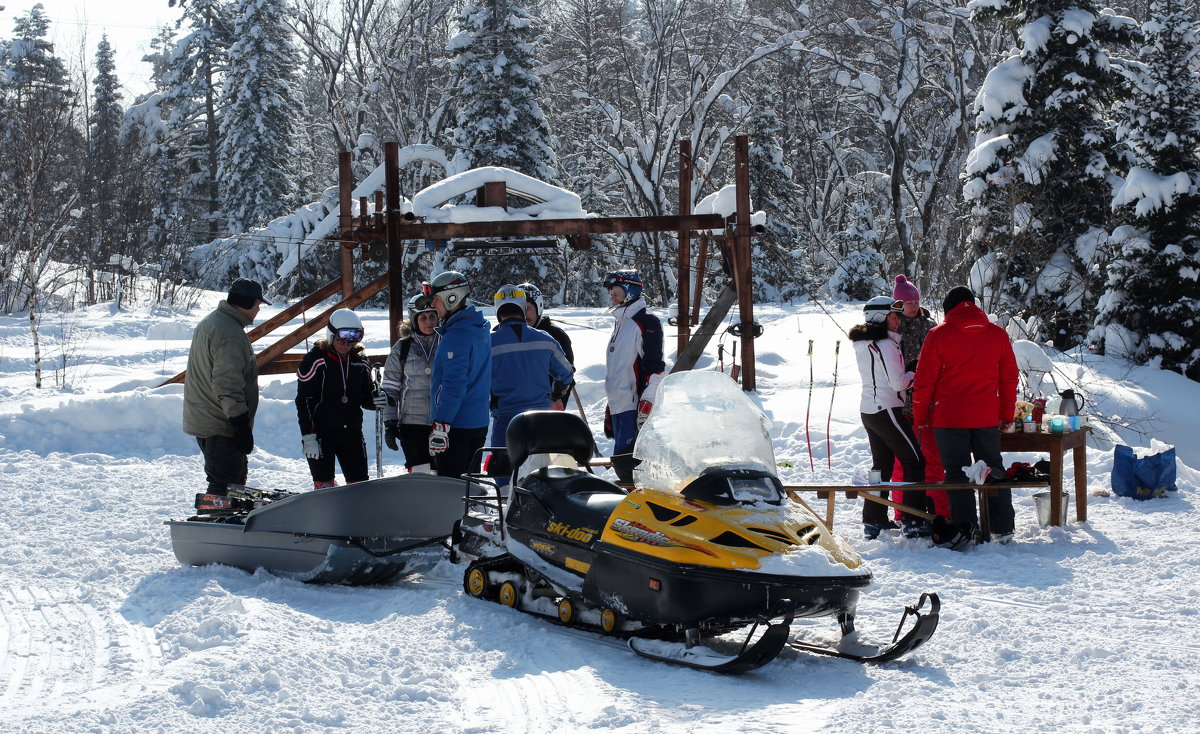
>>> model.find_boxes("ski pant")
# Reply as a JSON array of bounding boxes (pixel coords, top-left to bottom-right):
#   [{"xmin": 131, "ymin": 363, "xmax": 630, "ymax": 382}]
[
  {"xmin": 610, "ymin": 409, "xmax": 639, "ymax": 484},
  {"xmin": 307, "ymin": 430, "xmax": 369, "ymax": 485},
  {"xmin": 933, "ymin": 426, "xmax": 1014, "ymax": 534},
  {"xmin": 860, "ymin": 408, "xmax": 925, "ymax": 525},
  {"xmin": 434, "ymin": 427, "xmax": 487, "ymax": 479},
  {"xmin": 891, "ymin": 424, "xmax": 949, "ymax": 518},
  {"xmin": 196, "ymin": 435, "xmax": 248, "ymax": 493},
  {"xmin": 398, "ymin": 423, "xmax": 434, "ymax": 470}
]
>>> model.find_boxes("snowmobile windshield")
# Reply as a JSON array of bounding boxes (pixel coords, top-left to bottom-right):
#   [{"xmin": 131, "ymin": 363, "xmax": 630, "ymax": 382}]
[{"xmin": 633, "ymin": 371, "xmax": 777, "ymax": 496}]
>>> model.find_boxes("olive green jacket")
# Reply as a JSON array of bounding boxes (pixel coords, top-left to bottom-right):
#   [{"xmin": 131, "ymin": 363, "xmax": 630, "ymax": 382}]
[{"xmin": 182, "ymin": 300, "xmax": 258, "ymax": 437}]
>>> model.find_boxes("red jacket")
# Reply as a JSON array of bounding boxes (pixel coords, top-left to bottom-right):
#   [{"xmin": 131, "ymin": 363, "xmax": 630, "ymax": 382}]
[{"xmin": 911, "ymin": 301, "xmax": 1018, "ymax": 429}]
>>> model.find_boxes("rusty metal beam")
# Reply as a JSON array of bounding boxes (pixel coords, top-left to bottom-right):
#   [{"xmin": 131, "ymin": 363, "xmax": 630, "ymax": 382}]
[
  {"xmin": 335, "ymin": 214, "xmax": 725, "ymax": 242},
  {"xmin": 338, "ymin": 152, "xmax": 354, "ymax": 299},
  {"xmin": 733, "ymin": 135, "xmax": 756, "ymax": 391},
  {"xmin": 677, "ymin": 140, "xmax": 693, "ymax": 357},
  {"xmin": 385, "ymin": 141, "xmax": 404, "ymax": 345}
]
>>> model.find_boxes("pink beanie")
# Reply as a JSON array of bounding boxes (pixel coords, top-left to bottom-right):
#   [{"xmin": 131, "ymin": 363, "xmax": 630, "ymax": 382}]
[{"xmin": 892, "ymin": 275, "xmax": 920, "ymax": 301}]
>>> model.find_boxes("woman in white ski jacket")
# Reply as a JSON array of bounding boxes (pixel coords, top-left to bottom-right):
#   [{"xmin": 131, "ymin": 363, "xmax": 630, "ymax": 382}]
[{"xmin": 849, "ymin": 296, "xmax": 926, "ymax": 539}]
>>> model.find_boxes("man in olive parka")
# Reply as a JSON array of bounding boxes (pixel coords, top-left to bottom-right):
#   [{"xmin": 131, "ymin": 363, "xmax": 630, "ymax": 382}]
[{"xmin": 183, "ymin": 278, "xmax": 270, "ymax": 494}]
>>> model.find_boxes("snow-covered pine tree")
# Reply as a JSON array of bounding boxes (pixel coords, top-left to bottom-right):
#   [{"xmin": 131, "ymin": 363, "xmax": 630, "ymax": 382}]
[
  {"xmin": 217, "ymin": 0, "xmax": 301, "ymax": 281},
  {"xmin": 746, "ymin": 95, "xmax": 807, "ymax": 302},
  {"xmin": 84, "ymin": 35, "xmax": 126, "ymax": 304},
  {"xmin": 819, "ymin": 199, "xmax": 886, "ymax": 301},
  {"xmin": 160, "ymin": 0, "xmax": 233, "ymax": 250},
  {"xmin": 448, "ymin": 0, "xmax": 558, "ymax": 298},
  {"xmin": 962, "ymin": 0, "xmax": 1136, "ymax": 346},
  {"xmin": 1094, "ymin": 0, "xmax": 1200, "ymax": 379}
]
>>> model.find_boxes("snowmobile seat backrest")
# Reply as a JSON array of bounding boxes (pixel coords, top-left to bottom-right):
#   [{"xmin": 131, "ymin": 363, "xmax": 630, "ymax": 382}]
[{"xmin": 506, "ymin": 410, "xmax": 594, "ymax": 470}]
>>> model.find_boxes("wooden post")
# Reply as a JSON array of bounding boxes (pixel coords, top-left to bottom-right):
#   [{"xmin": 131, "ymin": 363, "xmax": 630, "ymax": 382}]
[
  {"xmin": 676, "ymin": 140, "xmax": 692, "ymax": 357},
  {"xmin": 733, "ymin": 135, "xmax": 756, "ymax": 391},
  {"xmin": 385, "ymin": 141, "xmax": 403, "ymax": 345},
  {"xmin": 338, "ymin": 151, "xmax": 354, "ymax": 300}
]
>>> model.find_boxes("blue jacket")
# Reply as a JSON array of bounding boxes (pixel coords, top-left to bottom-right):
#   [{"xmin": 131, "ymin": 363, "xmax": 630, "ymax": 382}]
[
  {"xmin": 430, "ymin": 305, "xmax": 492, "ymax": 429},
  {"xmin": 491, "ymin": 317, "xmax": 575, "ymax": 416}
]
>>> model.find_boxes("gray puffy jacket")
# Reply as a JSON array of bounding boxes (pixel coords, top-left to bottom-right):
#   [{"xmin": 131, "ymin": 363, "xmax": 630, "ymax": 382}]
[{"xmin": 380, "ymin": 328, "xmax": 438, "ymax": 425}]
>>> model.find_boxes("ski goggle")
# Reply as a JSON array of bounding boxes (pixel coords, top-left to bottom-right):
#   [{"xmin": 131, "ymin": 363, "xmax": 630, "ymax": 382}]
[
  {"xmin": 334, "ymin": 328, "xmax": 364, "ymax": 343},
  {"xmin": 494, "ymin": 288, "xmax": 527, "ymax": 302},
  {"xmin": 411, "ymin": 294, "xmax": 435, "ymax": 311},
  {"xmin": 421, "ymin": 281, "xmax": 433, "ymax": 296}
]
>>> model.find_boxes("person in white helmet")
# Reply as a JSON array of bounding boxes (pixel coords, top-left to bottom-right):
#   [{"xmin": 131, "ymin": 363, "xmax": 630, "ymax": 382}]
[
  {"xmin": 850, "ymin": 296, "xmax": 926, "ymax": 540},
  {"xmin": 488, "ymin": 284, "xmax": 574, "ymax": 481},
  {"xmin": 516, "ymin": 281, "xmax": 574, "ymax": 410},
  {"xmin": 425, "ymin": 271, "xmax": 491, "ymax": 478},
  {"xmin": 379, "ymin": 293, "xmax": 440, "ymax": 473},
  {"xmin": 295, "ymin": 308, "xmax": 386, "ymax": 487}
]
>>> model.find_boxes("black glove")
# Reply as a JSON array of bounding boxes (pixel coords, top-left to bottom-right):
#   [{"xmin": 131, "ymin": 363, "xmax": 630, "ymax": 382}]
[
  {"xmin": 384, "ymin": 420, "xmax": 400, "ymax": 451},
  {"xmin": 603, "ymin": 406, "xmax": 614, "ymax": 439},
  {"xmin": 230, "ymin": 412, "xmax": 254, "ymax": 455},
  {"xmin": 905, "ymin": 358, "xmax": 918, "ymax": 373}
]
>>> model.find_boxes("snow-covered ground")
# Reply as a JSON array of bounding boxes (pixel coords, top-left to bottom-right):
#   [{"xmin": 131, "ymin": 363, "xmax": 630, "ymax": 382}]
[{"xmin": 1, "ymin": 293, "xmax": 1197, "ymax": 733}]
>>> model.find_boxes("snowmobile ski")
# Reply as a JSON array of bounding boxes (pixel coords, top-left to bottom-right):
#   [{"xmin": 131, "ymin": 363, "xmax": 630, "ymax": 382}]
[
  {"xmin": 628, "ymin": 617, "xmax": 793, "ymax": 675},
  {"xmin": 787, "ymin": 592, "xmax": 940, "ymax": 663}
]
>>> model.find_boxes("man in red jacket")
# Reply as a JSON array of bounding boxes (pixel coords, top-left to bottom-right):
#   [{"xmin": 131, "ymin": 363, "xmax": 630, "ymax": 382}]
[{"xmin": 912, "ymin": 286, "xmax": 1019, "ymax": 546}]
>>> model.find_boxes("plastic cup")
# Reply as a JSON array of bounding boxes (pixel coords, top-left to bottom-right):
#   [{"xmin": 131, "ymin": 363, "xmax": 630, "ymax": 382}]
[{"xmin": 1049, "ymin": 417, "xmax": 1065, "ymax": 434}]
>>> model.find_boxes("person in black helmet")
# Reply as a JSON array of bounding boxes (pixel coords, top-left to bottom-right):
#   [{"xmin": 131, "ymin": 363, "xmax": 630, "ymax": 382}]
[
  {"xmin": 425, "ymin": 271, "xmax": 491, "ymax": 478},
  {"xmin": 602, "ymin": 269, "xmax": 665, "ymax": 484},
  {"xmin": 183, "ymin": 278, "xmax": 270, "ymax": 501}
]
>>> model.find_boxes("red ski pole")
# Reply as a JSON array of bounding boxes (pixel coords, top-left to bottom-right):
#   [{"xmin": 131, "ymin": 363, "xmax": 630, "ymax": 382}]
[
  {"xmin": 805, "ymin": 339, "xmax": 814, "ymax": 472},
  {"xmin": 827, "ymin": 340, "xmax": 840, "ymax": 468}
]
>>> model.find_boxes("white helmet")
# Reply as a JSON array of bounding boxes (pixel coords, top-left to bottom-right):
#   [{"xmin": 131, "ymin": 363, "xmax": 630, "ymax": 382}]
[
  {"xmin": 863, "ymin": 296, "xmax": 902, "ymax": 325},
  {"xmin": 328, "ymin": 308, "xmax": 364, "ymax": 342},
  {"xmin": 493, "ymin": 284, "xmax": 527, "ymax": 321},
  {"xmin": 427, "ymin": 271, "xmax": 470, "ymax": 312},
  {"xmin": 517, "ymin": 282, "xmax": 544, "ymax": 321}
]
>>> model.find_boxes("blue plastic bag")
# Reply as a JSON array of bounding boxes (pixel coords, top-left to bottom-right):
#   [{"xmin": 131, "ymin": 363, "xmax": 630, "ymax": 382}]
[{"xmin": 1111, "ymin": 441, "xmax": 1178, "ymax": 500}]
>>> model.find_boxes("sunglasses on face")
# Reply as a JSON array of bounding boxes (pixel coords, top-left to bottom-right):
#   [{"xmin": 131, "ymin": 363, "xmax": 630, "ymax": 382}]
[{"xmin": 335, "ymin": 328, "xmax": 364, "ymax": 343}]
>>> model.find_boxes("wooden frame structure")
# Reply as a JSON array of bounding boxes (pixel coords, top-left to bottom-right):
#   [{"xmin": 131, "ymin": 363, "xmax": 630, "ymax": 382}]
[{"xmin": 163, "ymin": 136, "xmax": 763, "ymax": 389}]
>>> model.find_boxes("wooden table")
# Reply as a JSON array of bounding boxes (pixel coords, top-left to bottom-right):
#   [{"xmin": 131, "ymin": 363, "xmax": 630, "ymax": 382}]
[{"xmin": 1000, "ymin": 426, "xmax": 1090, "ymax": 526}]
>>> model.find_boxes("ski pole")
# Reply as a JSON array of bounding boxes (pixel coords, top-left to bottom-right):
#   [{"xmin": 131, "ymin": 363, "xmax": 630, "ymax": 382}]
[
  {"xmin": 372, "ymin": 364, "xmax": 383, "ymax": 479},
  {"xmin": 827, "ymin": 340, "xmax": 840, "ymax": 468},
  {"xmin": 805, "ymin": 339, "xmax": 814, "ymax": 472}
]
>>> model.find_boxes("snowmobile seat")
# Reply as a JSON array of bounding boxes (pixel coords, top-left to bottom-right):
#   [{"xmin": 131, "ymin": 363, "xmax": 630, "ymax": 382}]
[
  {"xmin": 520, "ymin": 467, "xmax": 626, "ymax": 516},
  {"xmin": 506, "ymin": 410, "xmax": 595, "ymax": 470}
]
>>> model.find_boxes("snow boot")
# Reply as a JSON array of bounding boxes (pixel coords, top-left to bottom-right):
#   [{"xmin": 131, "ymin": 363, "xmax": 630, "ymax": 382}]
[
  {"xmin": 863, "ymin": 520, "xmax": 900, "ymax": 540},
  {"xmin": 931, "ymin": 517, "xmax": 974, "ymax": 551},
  {"xmin": 902, "ymin": 517, "xmax": 932, "ymax": 539}
]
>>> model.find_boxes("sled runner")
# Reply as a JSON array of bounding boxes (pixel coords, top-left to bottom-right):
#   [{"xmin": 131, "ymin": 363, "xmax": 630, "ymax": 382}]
[
  {"xmin": 451, "ymin": 371, "xmax": 941, "ymax": 673},
  {"xmin": 166, "ymin": 474, "xmax": 467, "ymax": 585}
]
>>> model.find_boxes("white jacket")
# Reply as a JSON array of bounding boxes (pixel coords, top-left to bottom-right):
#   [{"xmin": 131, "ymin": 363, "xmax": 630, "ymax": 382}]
[
  {"xmin": 853, "ymin": 331, "xmax": 913, "ymax": 414},
  {"xmin": 604, "ymin": 298, "xmax": 665, "ymax": 414}
]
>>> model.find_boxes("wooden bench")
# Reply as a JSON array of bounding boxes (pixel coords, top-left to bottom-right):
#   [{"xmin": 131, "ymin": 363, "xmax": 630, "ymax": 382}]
[{"xmin": 783, "ymin": 481, "xmax": 1061, "ymax": 538}]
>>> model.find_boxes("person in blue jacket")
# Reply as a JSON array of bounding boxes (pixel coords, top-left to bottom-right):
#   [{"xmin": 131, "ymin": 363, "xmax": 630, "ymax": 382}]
[
  {"xmin": 488, "ymin": 284, "xmax": 575, "ymax": 481},
  {"xmin": 426, "ymin": 270, "xmax": 491, "ymax": 478}
]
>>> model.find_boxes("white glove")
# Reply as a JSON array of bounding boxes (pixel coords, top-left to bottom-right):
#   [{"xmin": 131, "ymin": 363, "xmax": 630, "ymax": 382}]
[
  {"xmin": 302, "ymin": 433, "xmax": 321, "ymax": 459},
  {"xmin": 372, "ymin": 391, "xmax": 389, "ymax": 410},
  {"xmin": 428, "ymin": 421, "xmax": 451, "ymax": 455},
  {"xmin": 636, "ymin": 400, "xmax": 653, "ymax": 429}
]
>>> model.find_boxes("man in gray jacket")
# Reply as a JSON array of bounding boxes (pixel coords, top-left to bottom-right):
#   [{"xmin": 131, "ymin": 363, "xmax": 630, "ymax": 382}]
[{"xmin": 183, "ymin": 278, "xmax": 270, "ymax": 495}]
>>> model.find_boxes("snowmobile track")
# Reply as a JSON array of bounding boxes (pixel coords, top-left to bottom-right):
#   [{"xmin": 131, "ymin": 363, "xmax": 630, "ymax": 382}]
[{"xmin": 0, "ymin": 585, "xmax": 168, "ymax": 716}]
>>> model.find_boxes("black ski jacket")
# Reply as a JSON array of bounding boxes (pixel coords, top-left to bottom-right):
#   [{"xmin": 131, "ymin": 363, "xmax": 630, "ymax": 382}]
[{"xmin": 295, "ymin": 341, "xmax": 378, "ymax": 435}]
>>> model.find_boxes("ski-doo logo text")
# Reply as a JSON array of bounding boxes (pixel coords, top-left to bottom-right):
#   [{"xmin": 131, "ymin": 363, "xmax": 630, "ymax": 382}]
[{"xmin": 547, "ymin": 522, "xmax": 597, "ymax": 543}]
